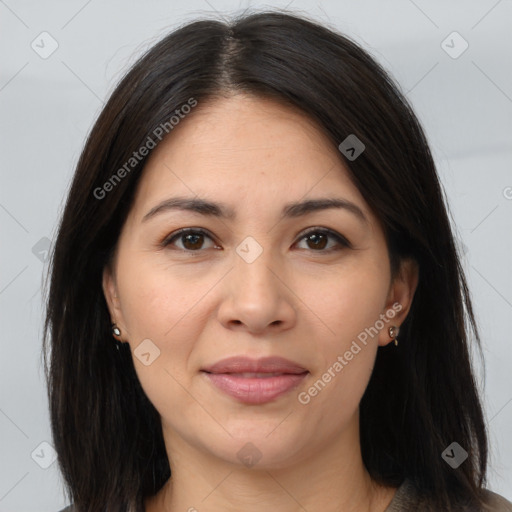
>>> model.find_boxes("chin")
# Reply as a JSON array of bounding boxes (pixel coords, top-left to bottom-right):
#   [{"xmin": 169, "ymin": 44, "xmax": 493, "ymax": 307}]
[{"xmin": 199, "ymin": 429, "xmax": 306, "ymax": 470}]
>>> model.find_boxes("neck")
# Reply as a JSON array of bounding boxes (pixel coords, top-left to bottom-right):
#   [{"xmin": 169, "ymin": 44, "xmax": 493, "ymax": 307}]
[{"xmin": 146, "ymin": 413, "xmax": 395, "ymax": 512}]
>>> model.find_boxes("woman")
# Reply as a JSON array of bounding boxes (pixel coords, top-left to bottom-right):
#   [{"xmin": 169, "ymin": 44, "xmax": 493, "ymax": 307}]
[{"xmin": 44, "ymin": 10, "xmax": 512, "ymax": 512}]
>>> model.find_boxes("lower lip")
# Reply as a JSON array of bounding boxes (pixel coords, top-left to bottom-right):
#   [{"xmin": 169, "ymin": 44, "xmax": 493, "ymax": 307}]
[{"xmin": 202, "ymin": 372, "xmax": 308, "ymax": 404}]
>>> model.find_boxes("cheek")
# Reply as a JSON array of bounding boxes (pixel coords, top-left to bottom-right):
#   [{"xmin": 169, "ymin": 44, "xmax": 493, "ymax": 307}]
[
  {"xmin": 296, "ymin": 258, "xmax": 388, "ymax": 411},
  {"xmin": 303, "ymin": 258, "xmax": 389, "ymax": 345},
  {"xmin": 300, "ymin": 293, "xmax": 381, "ymax": 427},
  {"xmin": 114, "ymin": 255, "xmax": 206, "ymax": 391},
  {"xmin": 117, "ymin": 253, "xmax": 209, "ymax": 342},
  {"xmin": 116, "ymin": 264, "xmax": 207, "ymax": 420}
]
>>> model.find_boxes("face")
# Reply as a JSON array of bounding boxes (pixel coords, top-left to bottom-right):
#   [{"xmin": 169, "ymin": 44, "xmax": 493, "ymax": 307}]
[{"xmin": 103, "ymin": 94, "xmax": 418, "ymax": 470}]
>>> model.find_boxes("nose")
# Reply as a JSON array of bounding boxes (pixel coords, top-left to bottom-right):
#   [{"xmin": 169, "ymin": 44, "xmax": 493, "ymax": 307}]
[{"xmin": 216, "ymin": 247, "xmax": 297, "ymax": 335}]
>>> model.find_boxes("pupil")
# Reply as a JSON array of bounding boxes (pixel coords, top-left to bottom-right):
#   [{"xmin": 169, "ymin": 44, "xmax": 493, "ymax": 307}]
[
  {"xmin": 308, "ymin": 233, "xmax": 327, "ymax": 250},
  {"xmin": 184, "ymin": 233, "xmax": 202, "ymax": 250}
]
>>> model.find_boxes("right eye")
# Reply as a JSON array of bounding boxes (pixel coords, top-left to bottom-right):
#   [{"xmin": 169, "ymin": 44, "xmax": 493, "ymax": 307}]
[{"xmin": 161, "ymin": 228, "xmax": 219, "ymax": 252}]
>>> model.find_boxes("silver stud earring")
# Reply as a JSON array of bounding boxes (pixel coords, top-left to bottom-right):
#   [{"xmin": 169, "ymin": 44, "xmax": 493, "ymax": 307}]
[
  {"xmin": 388, "ymin": 325, "xmax": 400, "ymax": 346},
  {"xmin": 112, "ymin": 323, "xmax": 121, "ymax": 336}
]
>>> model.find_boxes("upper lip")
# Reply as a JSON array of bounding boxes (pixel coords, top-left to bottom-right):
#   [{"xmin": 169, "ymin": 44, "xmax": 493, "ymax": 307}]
[{"xmin": 201, "ymin": 356, "xmax": 308, "ymax": 374}]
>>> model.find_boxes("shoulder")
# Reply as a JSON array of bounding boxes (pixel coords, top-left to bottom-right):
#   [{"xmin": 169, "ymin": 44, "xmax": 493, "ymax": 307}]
[
  {"xmin": 481, "ymin": 488, "xmax": 512, "ymax": 511},
  {"xmin": 386, "ymin": 479, "xmax": 512, "ymax": 512},
  {"xmin": 56, "ymin": 488, "xmax": 512, "ymax": 512},
  {"xmin": 384, "ymin": 478, "xmax": 428, "ymax": 511}
]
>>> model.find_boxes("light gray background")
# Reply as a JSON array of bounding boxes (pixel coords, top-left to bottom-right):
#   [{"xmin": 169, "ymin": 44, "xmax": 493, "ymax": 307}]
[{"xmin": 1, "ymin": 0, "xmax": 511, "ymax": 510}]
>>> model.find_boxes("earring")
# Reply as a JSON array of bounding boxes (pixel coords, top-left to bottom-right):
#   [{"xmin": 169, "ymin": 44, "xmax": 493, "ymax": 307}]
[
  {"xmin": 388, "ymin": 325, "xmax": 400, "ymax": 346},
  {"xmin": 112, "ymin": 323, "xmax": 121, "ymax": 336}
]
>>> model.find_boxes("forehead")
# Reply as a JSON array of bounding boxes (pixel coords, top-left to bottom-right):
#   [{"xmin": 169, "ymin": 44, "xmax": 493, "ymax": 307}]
[
  {"xmin": 149, "ymin": 94, "xmax": 335, "ymax": 162},
  {"xmin": 128, "ymin": 94, "xmax": 373, "ymax": 224}
]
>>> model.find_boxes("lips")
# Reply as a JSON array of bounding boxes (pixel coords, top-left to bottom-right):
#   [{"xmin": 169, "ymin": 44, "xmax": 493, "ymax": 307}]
[
  {"xmin": 201, "ymin": 356, "xmax": 308, "ymax": 375},
  {"xmin": 201, "ymin": 356, "xmax": 309, "ymax": 404}
]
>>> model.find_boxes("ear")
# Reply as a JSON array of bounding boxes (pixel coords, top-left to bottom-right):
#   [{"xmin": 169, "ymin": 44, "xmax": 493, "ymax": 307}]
[
  {"xmin": 378, "ymin": 258, "xmax": 419, "ymax": 347},
  {"xmin": 102, "ymin": 263, "xmax": 128, "ymax": 342}
]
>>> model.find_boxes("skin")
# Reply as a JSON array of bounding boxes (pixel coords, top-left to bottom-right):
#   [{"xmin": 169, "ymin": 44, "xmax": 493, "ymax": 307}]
[{"xmin": 103, "ymin": 93, "xmax": 419, "ymax": 512}]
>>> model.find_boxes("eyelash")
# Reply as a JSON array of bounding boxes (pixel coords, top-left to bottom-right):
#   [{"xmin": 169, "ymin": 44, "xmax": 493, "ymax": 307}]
[{"xmin": 160, "ymin": 227, "xmax": 351, "ymax": 254}]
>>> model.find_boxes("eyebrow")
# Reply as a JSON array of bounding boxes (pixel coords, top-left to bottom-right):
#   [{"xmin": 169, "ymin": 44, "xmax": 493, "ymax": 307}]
[{"xmin": 142, "ymin": 196, "xmax": 368, "ymax": 225}]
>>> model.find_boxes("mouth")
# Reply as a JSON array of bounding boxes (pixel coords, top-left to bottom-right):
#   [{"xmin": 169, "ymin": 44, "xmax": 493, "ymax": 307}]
[
  {"xmin": 209, "ymin": 372, "xmax": 295, "ymax": 378},
  {"xmin": 201, "ymin": 371, "xmax": 309, "ymax": 404},
  {"xmin": 201, "ymin": 355, "xmax": 308, "ymax": 374},
  {"xmin": 200, "ymin": 356, "xmax": 309, "ymax": 404}
]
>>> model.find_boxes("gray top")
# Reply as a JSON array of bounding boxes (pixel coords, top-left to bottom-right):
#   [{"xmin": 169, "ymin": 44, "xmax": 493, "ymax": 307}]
[
  {"xmin": 58, "ymin": 478, "xmax": 512, "ymax": 511},
  {"xmin": 383, "ymin": 478, "xmax": 512, "ymax": 512}
]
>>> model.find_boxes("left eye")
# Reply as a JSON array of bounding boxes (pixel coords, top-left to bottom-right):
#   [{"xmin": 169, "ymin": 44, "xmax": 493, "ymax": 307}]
[
  {"xmin": 161, "ymin": 228, "xmax": 350, "ymax": 252},
  {"xmin": 295, "ymin": 228, "xmax": 351, "ymax": 251}
]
